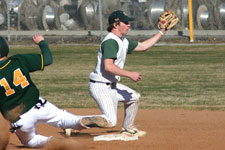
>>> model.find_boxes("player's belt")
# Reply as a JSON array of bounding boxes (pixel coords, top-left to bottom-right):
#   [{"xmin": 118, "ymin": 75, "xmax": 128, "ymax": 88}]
[
  {"xmin": 34, "ymin": 99, "xmax": 47, "ymax": 109},
  {"xmin": 90, "ymin": 79, "xmax": 111, "ymax": 85}
]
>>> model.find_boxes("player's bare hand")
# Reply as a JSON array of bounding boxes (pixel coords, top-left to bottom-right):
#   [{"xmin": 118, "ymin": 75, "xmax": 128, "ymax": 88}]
[
  {"xmin": 33, "ymin": 33, "xmax": 44, "ymax": 45},
  {"xmin": 129, "ymin": 72, "xmax": 142, "ymax": 82}
]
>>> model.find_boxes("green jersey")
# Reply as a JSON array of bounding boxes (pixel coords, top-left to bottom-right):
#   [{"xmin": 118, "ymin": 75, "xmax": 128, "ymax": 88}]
[
  {"xmin": 0, "ymin": 54, "xmax": 43, "ymax": 120},
  {"xmin": 0, "ymin": 40, "xmax": 52, "ymax": 122}
]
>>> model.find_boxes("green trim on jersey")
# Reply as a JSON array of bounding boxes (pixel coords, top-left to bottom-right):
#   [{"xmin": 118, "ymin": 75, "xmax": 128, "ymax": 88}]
[
  {"xmin": 0, "ymin": 54, "xmax": 43, "ymax": 121},
  {"xmin": 101, "ymin": 38, "xmax": 138, "ymax": 59},
  {"xmin": 0, "ymin": 59, "xmax": 11, "ymax": 70}
]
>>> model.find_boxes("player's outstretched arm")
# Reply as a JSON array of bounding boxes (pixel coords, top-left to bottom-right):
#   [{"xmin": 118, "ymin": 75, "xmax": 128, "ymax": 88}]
[
  {"xmin": 33, "ymin": 33, "xmax": 53, "ymax": 66},
  {"xmin": 134, "ymin": 9, "xmax": 178, "ymax": 52},
  {"xmin": 133, "ymin": 29, "xmax": 166, "ymax": 52}
]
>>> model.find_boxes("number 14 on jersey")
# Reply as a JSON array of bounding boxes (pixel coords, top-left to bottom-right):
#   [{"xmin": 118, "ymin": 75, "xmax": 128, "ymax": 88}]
[{"xmin": 0, "ymin": 68, "xmax": 29, "ymax": 96}]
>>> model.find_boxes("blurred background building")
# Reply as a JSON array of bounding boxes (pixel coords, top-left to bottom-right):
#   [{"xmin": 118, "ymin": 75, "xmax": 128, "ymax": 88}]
[{"xmin": 1, "ymin": 0, "xmax": 225, "ymax": 42}]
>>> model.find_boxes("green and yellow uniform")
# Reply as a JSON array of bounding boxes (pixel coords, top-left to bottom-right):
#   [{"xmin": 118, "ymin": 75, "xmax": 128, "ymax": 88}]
[{"xmin": 0, "ymin": 41, "xmax": 52, "ymax": 122}]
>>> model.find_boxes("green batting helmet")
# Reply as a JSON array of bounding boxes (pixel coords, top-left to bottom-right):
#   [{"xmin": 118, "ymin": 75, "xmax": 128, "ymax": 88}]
[{"xmin": 0, "ymin": 36, "xmax": 9, "ymax": 58}]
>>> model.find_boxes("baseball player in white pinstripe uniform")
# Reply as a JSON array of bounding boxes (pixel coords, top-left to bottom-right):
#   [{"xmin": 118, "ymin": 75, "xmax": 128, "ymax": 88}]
[{"xmin": 89, "ymin": 10, "xmax": 167, "ymax": 137}]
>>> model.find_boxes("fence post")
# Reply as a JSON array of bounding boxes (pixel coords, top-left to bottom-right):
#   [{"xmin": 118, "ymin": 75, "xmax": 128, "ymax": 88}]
[
  {"xmin": 6, "ymin": 0, "xmax": 11, "ymax": 41},
  {"xmin": 188, "ymin": 0, "xmax": 194, "ymax": 42},
  {"xmin": 98, "ymin": 0, "xmax": 103, "ymax": 41}
]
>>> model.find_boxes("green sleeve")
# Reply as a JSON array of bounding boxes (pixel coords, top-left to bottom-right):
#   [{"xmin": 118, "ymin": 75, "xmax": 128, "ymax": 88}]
[
  {"xmin": 127, "ymin": 38, "xmax": 138, "ymax": 54},
  {"xmin": 13, "ymin": 54, "xmax": 43, "ymax": 72},
  {"xmin": 101, "ymin": 39, "xmax": 118, "ymax": 59},
  {"xmin": 38, "ymin": 40, "xmax": 53, "ymax": 66}
]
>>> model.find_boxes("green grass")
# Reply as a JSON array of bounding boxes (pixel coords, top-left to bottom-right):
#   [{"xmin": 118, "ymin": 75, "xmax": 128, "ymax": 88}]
[{"xmin": 8, "ymin": 44, "xmax": 225, "ymax": 110}]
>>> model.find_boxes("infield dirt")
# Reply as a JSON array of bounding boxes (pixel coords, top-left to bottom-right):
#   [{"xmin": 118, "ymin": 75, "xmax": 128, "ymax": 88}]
[{"xmin": 2, "ymin": 108, "xmax": 225, "ymax": 150}]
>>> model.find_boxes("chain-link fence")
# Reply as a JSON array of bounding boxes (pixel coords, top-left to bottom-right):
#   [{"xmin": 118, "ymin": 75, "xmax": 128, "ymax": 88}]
[{"xmin": 1, "ymin": 0, "xmax": 225, "ymax": 41}]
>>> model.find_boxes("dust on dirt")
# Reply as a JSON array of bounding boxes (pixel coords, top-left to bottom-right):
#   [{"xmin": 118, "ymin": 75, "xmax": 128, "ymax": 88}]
[{"xmin": 3, "ymin": 108, "xmax": 225, "ymax": 150}]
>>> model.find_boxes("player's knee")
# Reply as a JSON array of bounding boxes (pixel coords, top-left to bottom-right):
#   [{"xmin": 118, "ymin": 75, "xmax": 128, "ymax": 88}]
[
  {"xmin": 107, "ymin": 119, "xmax": 117, "ymax": 128},
  {"xmin": 100, "ymin": 114, "xmax": 117, "ymax": 128},
  {"xmin": 107, "ymin": 122, "xmax": 116, "ymax": 128},
  {"xmin": 131, "ymin": 92, "xmax": 141, "ymax": 104},
  {"xmin": 128, "ymin": 93, "xmax": 141, "ymax": 106},
  {"xmin": 137, "ymin": 95, "xmax": 141, "ymax": 104},
  {"xmin": 109, "ymin": 122, "xmax": 117, "ymax": 128},
  {"xmin": 133, "ymin": 92, "xmax": 141, "ymax": 102}
]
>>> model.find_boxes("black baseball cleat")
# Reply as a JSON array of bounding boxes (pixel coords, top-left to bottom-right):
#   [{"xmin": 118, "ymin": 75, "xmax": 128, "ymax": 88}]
[{"xmin": 80, "ymin": 116, "xmax": 109, "ymax": 128}]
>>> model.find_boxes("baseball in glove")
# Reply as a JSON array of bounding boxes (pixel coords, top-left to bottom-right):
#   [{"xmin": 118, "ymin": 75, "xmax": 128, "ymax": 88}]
[{"xmin": 158, "ymin": 9, "xmax": 179, "ymax": 30}]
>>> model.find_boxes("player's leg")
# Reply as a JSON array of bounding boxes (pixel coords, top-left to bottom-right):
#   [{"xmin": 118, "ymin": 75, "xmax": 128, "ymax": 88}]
[
  {"xmin": 15, "ymin": 128, "xmax": 49, "ymax": 148},
  {"xmin": 64, "ymin": 114, "xmax": 109, "ymax": 136},
  {"xmin": 89, "ymin": 82, "xmax": 118, "ymax": 127},
  {"xmin": 113, "ymin": 83, "xmax": 146, "ymax": 137},
  {"xmin": 112, "ymin": 83, "xmax": 140, "ymax": 129},
  {"xmin": 12, "ymin": 104, "xmax": 49, "ymax": 148},
  {"xmin": 39, "ymin": 98, "xmax": 109, "ymax": 129},
  {"xmin": 13, "ymin": 97, "xmax": 106, "ymax": 148}
]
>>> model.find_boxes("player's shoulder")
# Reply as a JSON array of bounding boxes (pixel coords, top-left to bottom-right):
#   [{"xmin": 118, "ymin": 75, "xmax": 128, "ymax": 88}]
[
  {"xmin": 102, "ymin": 39, "xmax": 117, "ymax": 45},
  {"xmin": 0, "ymin": 55, "xmax": 23, "ymax": 70},
  {"xmin": 9, "ymin": 54, "xmax": 25, "ymax": 60},
  {"xmin": 102, "ymin": 39, "xmax": 118, "ymax": 50},
  {"xmin": 9, "ymin": 54, "xmax": 37, "ymax": 63}
]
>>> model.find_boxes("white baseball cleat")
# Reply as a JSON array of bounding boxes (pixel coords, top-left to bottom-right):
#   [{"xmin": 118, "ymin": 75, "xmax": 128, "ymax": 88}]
[
  {"xmin": 64, "ymin": 128, "xmax": 72, "ymax": 137},
  {"xmin": 80, "ymin": 116, "xmax": 109, "ymax": 128},
  {"xmin": 120, "ymin": 127, "xmax": 147, "ymax": 137}
]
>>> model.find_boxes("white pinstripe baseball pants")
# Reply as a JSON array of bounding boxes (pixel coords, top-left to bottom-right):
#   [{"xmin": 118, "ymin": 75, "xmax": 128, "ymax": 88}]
[{"xmin": 89, "ymin": 82, "xmax": 140, "ymax": 129}]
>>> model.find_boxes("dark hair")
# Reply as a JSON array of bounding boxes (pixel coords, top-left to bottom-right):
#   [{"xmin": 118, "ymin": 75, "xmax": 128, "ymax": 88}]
[
  {"xmin": 107, "ymin": 22, "xmax": 120, "ymax": 32},
  {"xmin": 0, "ymin": 36, "xmax": 9, "ymax": 58}
]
